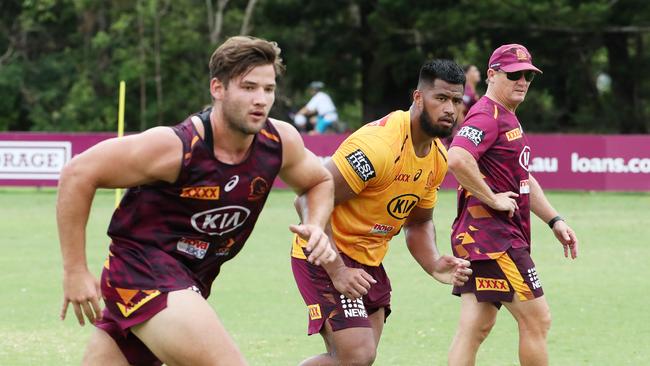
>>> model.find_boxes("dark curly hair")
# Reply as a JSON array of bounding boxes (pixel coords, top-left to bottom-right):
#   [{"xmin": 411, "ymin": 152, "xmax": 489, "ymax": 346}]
[{"xmin": 418, "ymin": 59, "xmax": 465, "ymax": 88}]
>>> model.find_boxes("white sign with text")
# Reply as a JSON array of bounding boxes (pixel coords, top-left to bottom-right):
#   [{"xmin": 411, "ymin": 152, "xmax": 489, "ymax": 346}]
[{"xmin": 0, "ymin": 141, "xmax": 72, "ymax": 179}]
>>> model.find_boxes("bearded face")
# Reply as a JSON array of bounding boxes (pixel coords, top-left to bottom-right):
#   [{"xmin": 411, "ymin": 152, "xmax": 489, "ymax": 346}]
[{"xmin": 420, "ymin": 107, "xmax": 456, "ymax": 138}]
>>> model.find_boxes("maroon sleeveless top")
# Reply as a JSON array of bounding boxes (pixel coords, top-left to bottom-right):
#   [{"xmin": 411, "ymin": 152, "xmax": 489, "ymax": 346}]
[{"xmin": 104, "ymin": 110, "xmax": 282, "ymax": 298}]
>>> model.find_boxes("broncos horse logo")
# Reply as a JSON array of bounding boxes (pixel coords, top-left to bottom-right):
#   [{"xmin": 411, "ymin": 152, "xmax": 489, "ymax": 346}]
[{"xmin": 248, "ymin": 177, "xmax": 269, "ymax": 201}]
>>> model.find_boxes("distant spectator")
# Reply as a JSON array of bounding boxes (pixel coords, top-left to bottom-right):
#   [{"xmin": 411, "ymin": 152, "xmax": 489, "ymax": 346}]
[
  {"xmin": 294, "ymin": 81, "xmax": 339, "ymax": 134},
  {"xmin": 462, "ymin": 64, "xmax": 481, "ymax": 113}
]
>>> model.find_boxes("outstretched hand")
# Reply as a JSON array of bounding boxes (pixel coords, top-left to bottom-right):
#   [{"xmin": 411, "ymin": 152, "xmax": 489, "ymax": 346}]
[
  {"xmin": 61, "ymin": 269, "xmax": 102, "ymax": 326},
  {"xmin": 431, "ymin": 255, "xmax": 472, "ymax": 286},
  {"xmin": 290, "ymin": 224, "xmax": 337, "ymax": 266},
  {"xmin": 552, "ymin": 220, "xmax": 579, "ymax": 259}
]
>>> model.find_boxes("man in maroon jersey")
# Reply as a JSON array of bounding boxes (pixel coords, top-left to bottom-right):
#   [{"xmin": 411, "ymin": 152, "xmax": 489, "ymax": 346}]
[
  {"xmin": 57, "ymin": 36, "xmax": 337, "ymax": 366},
  {"xmin": 446, "ymin": 44, "xmax": 579, "ymax": 366}
]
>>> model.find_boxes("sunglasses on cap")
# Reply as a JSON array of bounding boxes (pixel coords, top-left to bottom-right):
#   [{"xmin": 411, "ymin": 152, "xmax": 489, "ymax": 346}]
[{"xmin": 498, "ymin": 70, "xmax": 536, "ymax": 82}]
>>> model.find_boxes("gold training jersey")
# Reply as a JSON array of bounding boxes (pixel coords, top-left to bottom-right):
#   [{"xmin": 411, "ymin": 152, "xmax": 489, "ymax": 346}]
[{"xmin": 292, "ymin": 110, "xmax": 448, "ymax": 266}]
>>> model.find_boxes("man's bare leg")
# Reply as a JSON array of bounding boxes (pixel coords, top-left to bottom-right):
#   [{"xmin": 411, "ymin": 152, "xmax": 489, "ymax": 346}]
[
  {"xmin": 132, "ymin": 289, "xmax": 247, "ymax": 366},
  {"xmin": 448, "ymin": 293, "xmax": 498, "ymax": 366},
  {"xmin": 299, "ymin": 308, "xmax": 386, "ymax": 366},
  {"xmin": 82, "ymin": 328, "xmax": 130, "ymax": 366},
  {"xmin": 503, "ymin": 295, "xmax": 551, "ymax": 366}
]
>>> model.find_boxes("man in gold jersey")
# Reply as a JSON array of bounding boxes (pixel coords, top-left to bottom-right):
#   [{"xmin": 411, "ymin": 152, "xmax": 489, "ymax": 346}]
[{"xmin": 291, "ymin": 59, "xmax": 473, "ymax": 365}]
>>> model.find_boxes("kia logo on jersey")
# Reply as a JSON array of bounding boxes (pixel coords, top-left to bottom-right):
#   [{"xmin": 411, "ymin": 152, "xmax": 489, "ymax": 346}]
[
  {"xmin": 191, "ymin": 206, "xmax": 250, "ymax": 236},
  {"xmin": 386, "ymin": 194, "xmax": 420, "ymax": 219},
  {"xmin": 519, "ymin": 146, "xmax": 531, "ymax": 171}
]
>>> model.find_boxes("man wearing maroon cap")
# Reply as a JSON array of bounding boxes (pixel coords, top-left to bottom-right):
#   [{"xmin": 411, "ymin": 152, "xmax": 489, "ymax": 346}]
[{"xmin": 446, "ymin": 44, "xmax": 579, "ymax": 366}]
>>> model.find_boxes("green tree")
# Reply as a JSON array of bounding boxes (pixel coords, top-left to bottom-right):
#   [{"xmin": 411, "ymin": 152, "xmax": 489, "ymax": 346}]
[{"xmin": 0, "ymin": 0, "xmax": 648, "ymax": 133}]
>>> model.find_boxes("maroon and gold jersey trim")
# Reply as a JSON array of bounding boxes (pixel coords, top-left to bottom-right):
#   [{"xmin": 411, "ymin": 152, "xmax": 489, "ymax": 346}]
[
  {"xmin": 260, "ymin": 129, "xmax": 280, "ymax": 142},
  {"xmin": 115, "ymin": 289, "xmax": 162, "ymax": 318},
  {"xmin": 495, "ymin": 254, "xmax": 534, "ymax": 301}
]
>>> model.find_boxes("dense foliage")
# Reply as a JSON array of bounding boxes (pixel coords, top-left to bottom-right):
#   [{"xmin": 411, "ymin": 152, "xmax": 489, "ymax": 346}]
[{"xmin": 0, "ymin": 0, "xmax": 648, "ymax": 133}]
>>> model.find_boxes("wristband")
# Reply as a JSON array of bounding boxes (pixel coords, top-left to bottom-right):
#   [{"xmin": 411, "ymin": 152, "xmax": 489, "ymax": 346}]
[{"xmin": 547, "ymin": 215, "xmax": 564, "ymax": 229}]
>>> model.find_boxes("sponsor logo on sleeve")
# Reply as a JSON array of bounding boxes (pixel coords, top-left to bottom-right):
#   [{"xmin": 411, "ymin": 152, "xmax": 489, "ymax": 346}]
[
  {"xmin": 308, "ymin": 304, "xmax": 322, "ymax": 320},
  {"xmin": 180, "ymin": 186, "xmax": 220, "ymax": 200},
  {"xmin": 505, "ymin": 127, "xmax": 522, "ymax": 141},
  {"xmin": 345, "ymin": 149, "xmax": 376, "ymax": 182},
  {"xmin": 519, "ymin": 179, "xmax": 530, "ymax": 194},
  {"xmin": 457, "ymin": 126, "xmax": 485, "ymax": 146},
  {"xmin": 476, "ymin": 277, "xmax": 510, "ymax": 292},
  {"xmin": 176, "ymin": 238, "xmax": 210, "ymax": 259}
]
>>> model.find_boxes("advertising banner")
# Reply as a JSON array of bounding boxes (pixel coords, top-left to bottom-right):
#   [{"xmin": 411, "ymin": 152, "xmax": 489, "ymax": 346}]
[
  {"xmin": 0, "ymin": 132, "xmax": 113, "ymax": 187},
  {"xmin": 1, "ymin": 132, "xmax": 648, "ymax": 191}
]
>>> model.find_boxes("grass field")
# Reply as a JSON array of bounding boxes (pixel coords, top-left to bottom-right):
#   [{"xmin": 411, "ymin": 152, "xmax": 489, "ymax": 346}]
[{"xmin": 1, "ymin": 188, "xmax": 649, "ymax": 365}]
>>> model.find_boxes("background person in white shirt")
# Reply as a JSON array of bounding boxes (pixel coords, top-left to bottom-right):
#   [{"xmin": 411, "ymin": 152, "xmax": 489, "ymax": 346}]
[{"xmin": 295, "ymin": 81, "xmax": 338, "ymax": 134}]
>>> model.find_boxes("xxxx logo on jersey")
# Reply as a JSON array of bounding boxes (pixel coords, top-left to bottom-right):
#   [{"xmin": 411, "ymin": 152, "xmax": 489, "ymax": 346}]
[{"xmin": 180, "ymin": 186, "xmax": 220, "ymax": 200}]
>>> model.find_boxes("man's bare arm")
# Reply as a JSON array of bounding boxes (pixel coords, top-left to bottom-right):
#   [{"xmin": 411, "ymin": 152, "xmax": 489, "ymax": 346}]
[
  {"xmin": 57, "ymin": 127, "xmax": 182, "ymax": 325},
  {"xmin": 447, "ymin": 146, "xmax": 519, "ymax": 217}
]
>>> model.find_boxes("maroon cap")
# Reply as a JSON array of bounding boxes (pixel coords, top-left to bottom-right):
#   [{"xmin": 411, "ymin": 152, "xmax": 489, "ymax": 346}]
[{"xmin": 488, "ymin": 44, "xmax": 542, "ymax": 73}]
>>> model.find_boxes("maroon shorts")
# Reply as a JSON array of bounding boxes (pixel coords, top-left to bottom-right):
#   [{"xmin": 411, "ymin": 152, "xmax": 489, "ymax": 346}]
[
  {"xmin": 453, "ymin": 246, "xmax": 544, "ymax": 308},
  {"xmin": 94, "ymin": 269, "xmax": 170, "ymax": 366},
  {"xmin": 292, "ymin": 252, "xmax": 392, "ymax": 335}
]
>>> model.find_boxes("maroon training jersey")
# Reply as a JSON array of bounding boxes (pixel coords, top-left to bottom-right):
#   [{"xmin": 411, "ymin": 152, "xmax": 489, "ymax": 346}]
[
  {"xmin": 449, "ymin": 96, "xmax": 531, "ymax": 261},
  {"xmin": 104, "ymin": 110, "xmax": 282, "ymax": 299}
]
